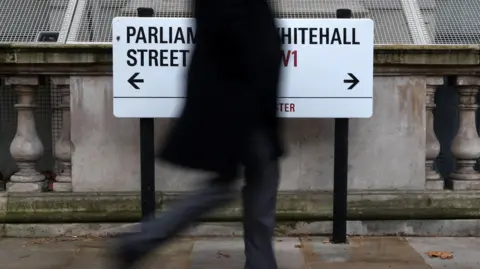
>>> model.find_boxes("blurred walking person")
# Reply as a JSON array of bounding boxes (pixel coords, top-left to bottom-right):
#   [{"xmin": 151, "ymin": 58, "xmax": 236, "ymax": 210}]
[{"xmin": 110, "ymin": 0, "xmax": 284, "ymax": 268}]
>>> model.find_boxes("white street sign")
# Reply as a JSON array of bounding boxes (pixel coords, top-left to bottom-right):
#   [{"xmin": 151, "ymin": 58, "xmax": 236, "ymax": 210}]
[{"xmin": 112, "ymin": 17, "xmax": 374, "ymax": 118}]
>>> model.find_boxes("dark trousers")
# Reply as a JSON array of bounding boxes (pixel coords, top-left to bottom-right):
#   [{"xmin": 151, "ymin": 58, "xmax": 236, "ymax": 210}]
[{"xmin": 118, "ymin": 129, "xmax": 280, "ymax": 269}]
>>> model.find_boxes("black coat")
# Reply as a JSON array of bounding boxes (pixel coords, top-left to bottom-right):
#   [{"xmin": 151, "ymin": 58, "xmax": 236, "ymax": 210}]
[{"xmin": 158, "ymin": 0, "xmax": 284, "ymax": 175}]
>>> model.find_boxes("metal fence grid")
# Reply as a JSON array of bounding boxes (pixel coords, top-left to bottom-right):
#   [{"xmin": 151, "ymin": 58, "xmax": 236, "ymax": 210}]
[
  {"xmin": 69, "ymin": 0, "xmax": 422, "ymax": 44},
  {"xmin": 419, "ymin": 0, "xmax": 480, "ymax": 44},
  {"xmin": 35, "ymin": 78, "xmax": 58, "ymax": 174},
  {"xmin": 66, "ymin": 0, "xmax": 480, "ymax": 45},
  {"xmin": 0, "ymin": 78, "xmax": 17, "ymax": 180},
  {"xmin": 0, "ymin": 0, "xmax": 480, "ymax": 45},
  {"xmin": 0, "ymin": 0, "xmax": 70, "ymax": 43},
  {"xmin": 51, "ymin": 81, "xmax": 64, "ymax": 173}
]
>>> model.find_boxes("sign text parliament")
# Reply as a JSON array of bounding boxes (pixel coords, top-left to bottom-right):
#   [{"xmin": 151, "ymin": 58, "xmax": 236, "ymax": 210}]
[{"xmin": 112, "ymin": 17, "xmax": 374, "ymax": 118}]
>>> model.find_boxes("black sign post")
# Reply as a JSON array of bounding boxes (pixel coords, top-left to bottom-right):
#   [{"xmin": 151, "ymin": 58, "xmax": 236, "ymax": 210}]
[
  {"xmin": 332, "ymin": 8, "xmax": 352, "ymax": 244},
  {"xmin": 137, "ymin": 7, "xmax": 156, "ymax": 220}
]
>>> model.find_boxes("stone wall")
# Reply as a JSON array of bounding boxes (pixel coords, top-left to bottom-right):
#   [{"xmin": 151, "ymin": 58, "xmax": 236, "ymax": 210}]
[
  {"xmin": 70, "ymin": 76, "xmax": 427, "ymax": 192},
  {"xmin": 1, "ymin": 44, "xmax": 480, "ymax": 193},
  {"xmin": 0, "ymin": 45, "xmax": 479, "ymax": 237}
]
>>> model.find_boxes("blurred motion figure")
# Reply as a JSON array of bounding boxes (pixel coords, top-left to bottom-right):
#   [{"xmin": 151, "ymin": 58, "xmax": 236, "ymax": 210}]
[{"xmin": 111, "ymin": 0, "xmax": 284, "ymax": 268}]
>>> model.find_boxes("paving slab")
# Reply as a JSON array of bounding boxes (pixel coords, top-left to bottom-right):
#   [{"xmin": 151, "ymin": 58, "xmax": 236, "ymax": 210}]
[
  {"xmin": 408, "ymin": 237, "xmax": 480, "ymax": 269},
  {"xmin": 304, "ymin": 236, "xmax": 430, "ymax": 268},
  {"xmin": 309, "ymin": 263, "xmax": 431, "ymax": 269},
  {"xmin": 0, "ymin": 238, "xmax": 82, "ymax": 269},
  {"xmin": 1, "ymin": 236, "xmax": 479, "ymax": 268},
  {"xmin": 189, "ymin": 237, "xmax": 304, "ymax": 269}
]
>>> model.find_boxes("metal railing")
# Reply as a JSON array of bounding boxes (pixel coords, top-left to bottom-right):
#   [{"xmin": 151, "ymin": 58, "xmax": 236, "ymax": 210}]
[{"xmin": 1, "ymin": 0, "xmax": 480, "ymax": 45}]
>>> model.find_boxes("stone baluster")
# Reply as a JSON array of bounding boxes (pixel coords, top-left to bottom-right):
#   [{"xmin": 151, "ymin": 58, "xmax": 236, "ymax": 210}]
[
  {"xmin": 6, "ymin": 77, "xmax": 45, "ymax": 192},
  {"xmin": 52, "ymin": 77, "xmax": 73, "ymax": 192},
  {"xmin": 450, "ymin": 76, "xmax": 480, "ymax": 190},
  {"xmin": 425, "ymin": 77, "xmax": 443, "ymax": 190}
]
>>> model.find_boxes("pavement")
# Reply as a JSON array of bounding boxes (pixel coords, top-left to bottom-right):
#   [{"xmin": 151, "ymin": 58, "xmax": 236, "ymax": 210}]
[{"xmin": 1, "ymin": 236, "xmax": 479, "ymax": 269}]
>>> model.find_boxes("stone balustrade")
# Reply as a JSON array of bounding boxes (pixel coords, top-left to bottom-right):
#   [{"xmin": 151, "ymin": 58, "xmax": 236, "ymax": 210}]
[
  {"xmin": 2, "ymin": 44, "xmax": 480, "ymax": 237},
  {"xmin": 0, "ymin": 44, "xmax": 480, "ymax": 193}
]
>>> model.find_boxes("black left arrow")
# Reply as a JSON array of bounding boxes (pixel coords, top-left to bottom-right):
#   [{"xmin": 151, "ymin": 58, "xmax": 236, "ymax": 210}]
[
  {"xmin": 343, "ymin": 73, "xmax": 359, "ymax": 90},
  {"xmin": 128, "ymin": 72, "xmax": 144, "ymax": 90}
]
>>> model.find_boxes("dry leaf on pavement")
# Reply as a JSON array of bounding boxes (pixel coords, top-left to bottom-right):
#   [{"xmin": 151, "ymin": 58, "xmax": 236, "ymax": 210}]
[
  {"xmin": 425, "ymin": 251, "xmax": 453, "ymax": 260},
  {"xmin": 216, "ymin": 251, "xmax": 230, "ymax": 258}
]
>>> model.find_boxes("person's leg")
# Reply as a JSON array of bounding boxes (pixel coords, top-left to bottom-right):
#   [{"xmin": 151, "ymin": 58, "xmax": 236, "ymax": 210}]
[
  {"xmin": 113, "ymin": 174, "xmax": 237, "ymax": 268},
  {"xmin": 241, "ymin": 130, "xmax": 280, "ymax": 269}
]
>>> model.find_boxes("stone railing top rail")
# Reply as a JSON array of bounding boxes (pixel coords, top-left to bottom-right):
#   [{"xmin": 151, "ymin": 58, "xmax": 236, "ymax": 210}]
[{"xmin": 1, "ymin": 44, "xmax": 479, "ymax": 75}]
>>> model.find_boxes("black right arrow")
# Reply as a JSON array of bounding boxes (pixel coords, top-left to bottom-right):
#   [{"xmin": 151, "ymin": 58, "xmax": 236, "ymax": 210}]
[
  {"xmin": 128, "ymin": 72, "xmax": 144, "ymax": 90},
  {"xmin": 343, "ymin": 73, "xmax": 359, "ymax": 90}
]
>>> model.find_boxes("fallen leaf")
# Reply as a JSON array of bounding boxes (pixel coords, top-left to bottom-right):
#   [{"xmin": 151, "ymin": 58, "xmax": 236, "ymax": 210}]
[
  {"xmin": 217, "ymin": 251, "xmax": 230, "ymax": 258},
  {"xmin": 425, "ymin": 251, "xmax": 453, "ymax": 260},
  {"xmin": 294, "ymin": 244, "xmax": 303, "ymax": 248},
  {"xmin": 29, "ymin": 238, "xmax": 51, "ymax": 244}
]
